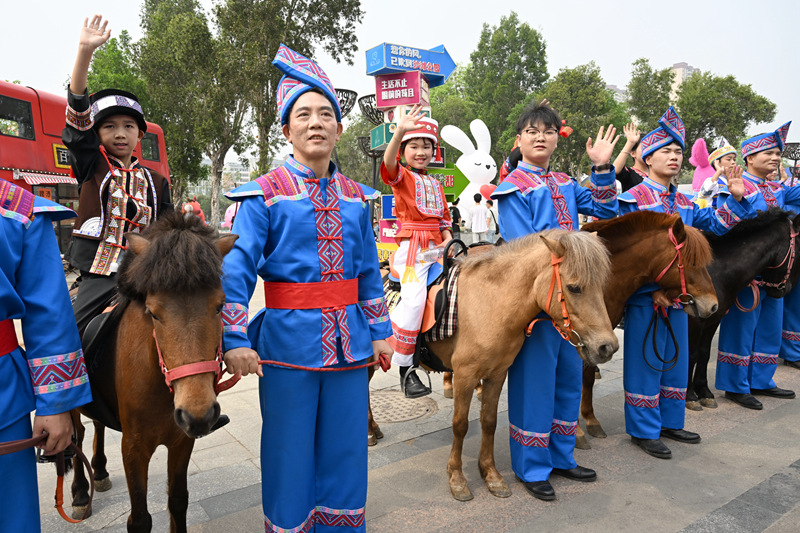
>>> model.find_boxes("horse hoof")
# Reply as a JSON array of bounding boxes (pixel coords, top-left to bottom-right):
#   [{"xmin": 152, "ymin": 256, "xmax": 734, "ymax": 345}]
[
  {"xmin": 449, "ymin": 483, "xmax": 474, "ymax": 502},
  {"xmin": 443, "ymin": 388, "xmax": 454, "ymax": 399},
  {"xmin": 685, "ymin": 400, "xmax": 703, "ymax": 411},
  {"xmin": 374, "ymin": 427, "xmax": 384, "ymax": 439},
  {"xmin": 486, "ymin": 480, "xmax": 511, "ymax": 498},
  {"xmin": 700, "ymin": 398, "xmax": 718, "ymax": 409},
  {"xmin": 595, "ymin": 370, "xmax": 602, "ymax": 380},
  {"xmin": 94, "ymin": 476, "xmax": 112, "ymax": 492},
  {"xmin": 476, "ymin": 392, "xmax": 483, "ymax": 402},
  {"xmin": 72, "ymin": 504, "xmax": 92, "ymax": 520},
  {"xmin": 586, "ymin": 425, "xmax": 607, "ymax": 439},
  {"xmin": 575, "ymin": 435, "xmax": 591, "ymax": 450},
  {"xmin": 368, "ymin": 434, "xmax": 377, "ymax": 446}
]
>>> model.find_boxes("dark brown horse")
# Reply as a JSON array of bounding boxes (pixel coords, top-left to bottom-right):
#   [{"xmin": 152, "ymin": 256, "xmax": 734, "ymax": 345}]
[
  {"xmin": 70, "ymin": 214, "xmax": 237, "ymax": 532},
  {"xmin": 686, "ymin": 208, "xmax": 800, "ymax": 409},
  {"xmin": 576, "ymin": 211, "xmax": 718, "ymax": 448}
]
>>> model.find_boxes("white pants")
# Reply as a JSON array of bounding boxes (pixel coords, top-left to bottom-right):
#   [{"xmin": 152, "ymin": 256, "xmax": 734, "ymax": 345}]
[{"xmin": 389, "ymin": 239, "xmax": 434, "ymax": 366}]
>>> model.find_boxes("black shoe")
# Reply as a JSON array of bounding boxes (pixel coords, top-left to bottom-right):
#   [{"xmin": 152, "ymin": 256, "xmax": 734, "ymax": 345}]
[
  {"xmin": 399, "ymin": 366, "xmax": 431, "ymax": 398},
  {"xmin": 551, "ymin": 465, "xmax": 597, "ymax": 482},
  {"xmin": 725, "ymin": 392, "xmax": 763, "ymax": 410},
  {"xmin": 517, "ymin": 477, "xmax": 556, "ymax": 501},
  {"xmin": 784, "ymin": 360, "xmax": 800, "ymax": 370},
  {"xmin": 751, "ymin": 387, "xmax": 796, "ymax": 399},
  {"xmin": 208, "ymin": 414, "xmax": 230, "ymax": 434},
  {"xmin": 660, "ymin": 428, "xmax": 701, "ymax": 444},
  {"xmin": 631, "ymin": 436, "xmax": 672, "ymax": 459}
]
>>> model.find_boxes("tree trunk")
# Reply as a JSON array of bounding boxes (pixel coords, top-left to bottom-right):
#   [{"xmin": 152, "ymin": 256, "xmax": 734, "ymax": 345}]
[
  {"xmin": 210, "ymin": 155, "xmax": 224, "ymax": 229},
  {"xmin": 171, "ymin": 177, "xmax": 185, "ymax": 212}
]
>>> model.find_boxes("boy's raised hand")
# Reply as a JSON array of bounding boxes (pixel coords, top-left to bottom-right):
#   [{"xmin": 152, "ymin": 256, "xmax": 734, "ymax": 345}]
[
  {"xmin": 80, "ymin": 15, "xmax": 111, "ymax": 51},
  {"xmin": 586, "ymin": 124, "xmax": 621, "ymax": 166},
  {"xmin": 623, "ymin": 122, "xmax": 640, "ymax": 144}
]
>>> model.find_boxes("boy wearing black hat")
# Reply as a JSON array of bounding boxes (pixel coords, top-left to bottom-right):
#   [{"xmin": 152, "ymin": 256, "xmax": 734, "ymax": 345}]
[{"xmin": 63, "ymin": 15, "xmax": 173, "ymax": 335}]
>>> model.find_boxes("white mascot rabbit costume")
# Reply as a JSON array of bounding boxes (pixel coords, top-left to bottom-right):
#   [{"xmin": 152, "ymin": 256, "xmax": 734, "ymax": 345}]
[{"xmin": 441, "ymin": 119, "xmax": 497, "ymax": 206}]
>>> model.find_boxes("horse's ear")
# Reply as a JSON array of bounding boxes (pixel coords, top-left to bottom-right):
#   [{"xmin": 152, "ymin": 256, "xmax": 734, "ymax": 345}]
[
  {"xmin": 216, "ymin": 234, "xmax": 239, "ymax": 257},
  {"xmin": 670, "ymin": 215, "xmax": 686, "ymax": 241},
  {"xmin": 125, "ymin": 233, "xmax": 150, "ymax": 255},
  {"xmin": 541, "ymin": 235, "xmax": 565, "ymax": 257}
]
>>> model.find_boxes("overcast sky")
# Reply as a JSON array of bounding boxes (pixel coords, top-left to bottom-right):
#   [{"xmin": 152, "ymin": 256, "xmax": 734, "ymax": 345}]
[{"xmin": 5, "ymin": 0, "xmax": 799, "ymax": 160}]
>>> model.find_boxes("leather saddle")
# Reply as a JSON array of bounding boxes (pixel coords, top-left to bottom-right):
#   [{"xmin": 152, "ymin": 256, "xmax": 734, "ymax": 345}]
[
  {"xmin": 79, "ymin": 305, "xmax": 125, "ymax": 432},
  {"xmin": 385, "ymin": 240, "xmax": 495, "ymax": 372}
]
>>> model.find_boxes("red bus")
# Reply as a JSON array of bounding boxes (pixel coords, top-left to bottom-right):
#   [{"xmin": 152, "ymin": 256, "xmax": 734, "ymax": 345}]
[{"xmin": 0, "ymin": 80, "xmax": 170, "ymax": 251}]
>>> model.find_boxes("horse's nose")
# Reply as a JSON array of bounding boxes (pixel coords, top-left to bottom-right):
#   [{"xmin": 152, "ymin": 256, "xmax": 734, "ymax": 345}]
[
  {"xmin": 174, "ymin": 402, "xmax": 221, "ymax": 437},
  {"xmin": 598, "ymin": 342, "xmax": 616, "ymax": 362},
  {"xmin": 709, "ymin": 303, "xmax": 718, "ymax": 315}
]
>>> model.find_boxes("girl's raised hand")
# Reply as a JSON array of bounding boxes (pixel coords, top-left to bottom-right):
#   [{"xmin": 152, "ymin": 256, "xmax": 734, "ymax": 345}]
[{"xmin": 396, "ymin": 104, "xmax": 427, "ymax": 135}]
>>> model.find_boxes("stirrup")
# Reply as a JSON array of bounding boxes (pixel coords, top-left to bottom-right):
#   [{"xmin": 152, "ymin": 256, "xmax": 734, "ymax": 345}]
[{"xmin": 402, "ymin": 366, "xmax": 432, "ymax": 398}]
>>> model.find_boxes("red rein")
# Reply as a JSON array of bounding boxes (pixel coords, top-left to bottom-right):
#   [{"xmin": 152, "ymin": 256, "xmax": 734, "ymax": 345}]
[{"xmin": 153, "ymin": 329, "xmax": 391, "ymax": 395}]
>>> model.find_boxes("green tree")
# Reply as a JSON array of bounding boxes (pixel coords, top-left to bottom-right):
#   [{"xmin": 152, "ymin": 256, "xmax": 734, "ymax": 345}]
[
  {"xmin": 214, "ymin": 0, "xmax": 364, "ymax": 174},
  {"xmin": 138, "ymin": 0, "xmax": 212, "ymax": 202},
  {"xmin": 464, "ymin": 11, "xmax": 548, "ymax": 163},
  {"xmin": 85, "ymin": 31, "xmax": 149, "ymax": 107},
  {"xmin": 336, "ymin": 112, "xmax": 388, "ymax": 192},
  {"xmin": 677, "ymin": 71, "xmax": 776, "ymax": 149},
  {"xmin": 626, "ymin": 58, "xmax": 674, "ymax": 131}
]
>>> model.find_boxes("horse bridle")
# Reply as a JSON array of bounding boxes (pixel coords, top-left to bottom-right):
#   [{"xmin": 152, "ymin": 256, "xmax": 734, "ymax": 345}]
[
  {"xmin": 654, "ymin": 226, "xmax": 696, "ymax": 310},
  {"xmin": 645, "ymin": 226, "xmax": 693, "ymax": 372},
  {"xmin": 736, "ymin": 219, "xmax": 798, "ymax": 312},
  {"xmin": 153, "ymin": 325, "xmax": 240, "ymax": 394},
  {"xmin": 526, "ymin": 252, "xmax": 585, "ymax": 349},
  {"xmin": 758, "ymin": 219, "xmax": 798, "ymax": 291}
]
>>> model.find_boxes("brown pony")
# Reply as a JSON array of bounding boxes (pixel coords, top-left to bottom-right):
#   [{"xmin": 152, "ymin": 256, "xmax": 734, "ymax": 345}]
[
  {"xmin": 399, "ymin": 229, "xmax": 619, "ymax": 501},
  {"xmin": 69, "ymin": 214, "xmax": 237, "ymax": 532},
  {"xmin": 575, "ymin": 211, "xmax": 717, "ymax": 448}
]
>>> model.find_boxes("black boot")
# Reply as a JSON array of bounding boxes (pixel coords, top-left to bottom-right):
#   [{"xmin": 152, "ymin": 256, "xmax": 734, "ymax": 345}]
[
  {"xmin": 197, "ymin": 414, "xmax": 230, "ymax": 438},
  {"xmin": 399, "ymin": 366, "xmax": 431, "ymax": 398}
]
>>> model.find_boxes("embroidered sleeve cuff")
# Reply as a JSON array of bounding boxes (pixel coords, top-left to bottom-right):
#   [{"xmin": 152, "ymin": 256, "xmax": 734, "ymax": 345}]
[
  {"xmin": 222, "ymin": 302, "xmax": 249, "ymax": 334},
  {"xmin": 28, "ymin": 350, "xmax": 89, "ymax": 395},
  {"xmin": 380, "ymin": 162, "xmax": 403, "ymax": 186},
  {"xmin": 591, "ymin": 182, "xmax": 617, "ymax": 204},
  {"xmin": 66, "ymin": 105, "xmax": 93, "ymax": 131},
  {"xmin": 714, "ymin": 202, "xmax": 741, "ymax": 229},
  {"xmin": 359, "ymin": 297, "xmax": 390, "ymax": 325}
]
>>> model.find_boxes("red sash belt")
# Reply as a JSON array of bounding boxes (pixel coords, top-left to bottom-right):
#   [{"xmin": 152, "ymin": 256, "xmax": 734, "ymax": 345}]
[
  {"xmin": 264, "ymin": 279, "xmax": 358, "ymax": 310},
  {"xmin": 0, "ymin": 319, "xmax": 18, "ymax": 356},
  {"xmin": 400, "ymin": 221, "xmax": 441, "ymax": 283}
]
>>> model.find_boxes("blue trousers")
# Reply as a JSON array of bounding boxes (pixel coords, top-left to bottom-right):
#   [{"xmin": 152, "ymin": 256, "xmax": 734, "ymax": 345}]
[
  {"xmin": 716, "ymin": 287, "xmax": 781, "ymax": 393},
  {"xmin": 780, "ymin": 286, "xmax": 800, "ymax": 363},
  {"xmin": 623, "ymin": 303, "xmax": 688, "ymax": 439},
  {"xmin": 0, "ymin": 415, "xmax": 40, "ymax": 533},
  {"xmin": 260, "ymin": 349, "xmax": 368, "ymax": 533},
  {"xmin": 507, "ymin": 316, "xmax": 581, "ymax": 482}
]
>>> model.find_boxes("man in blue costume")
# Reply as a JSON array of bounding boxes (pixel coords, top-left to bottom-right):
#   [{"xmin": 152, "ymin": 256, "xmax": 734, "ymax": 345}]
[
  {"xmin": 219, "ymin": 45, "xmax": 393, "ymax": 532},
  {"xmin": 618, "ymin": 107, "xmax": 754, "ymax": 458},
  {"xmin": 0, "ymin": 180, "xmax": 93, "ymax": 532},
  {"xmin": 716, "ymin": 122, "xmax": 799, "ymax": 409},
  {"xmin": 491, "ymin": 103, "xmax": 620, "ymax": 501},
  {"xmin": 779, "ymin": 171, "xmax": 800, "ymax": 371}
]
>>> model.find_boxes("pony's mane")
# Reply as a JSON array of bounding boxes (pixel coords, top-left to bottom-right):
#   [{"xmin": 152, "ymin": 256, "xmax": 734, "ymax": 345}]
[
  {"xmin": 461, "ymin": 229, "xmax": 610, "ymax": 287},
  {"xmin": 703, "ymin": 207, "xmax": 791, "ymax": 244},
  {"xmin": 583, "ymin": 211, "xmax": 712, "ymax": 266},
  {"xmin": 116, "ymin": 212, "xmax": 224, "ymax": 302}
]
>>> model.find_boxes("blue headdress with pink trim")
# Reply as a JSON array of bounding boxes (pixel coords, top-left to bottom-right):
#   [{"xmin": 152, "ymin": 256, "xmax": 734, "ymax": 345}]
[
  {"xmin": 640, "ymin": 107, "xmax": 685, "ymax": 159},
  {"xmin": 741, "ymin": 122, "xmax": 791, "ymax": 159},
  {"xmin": 272, "ymin": 44, "xmax": 341, "ymax": 125}
]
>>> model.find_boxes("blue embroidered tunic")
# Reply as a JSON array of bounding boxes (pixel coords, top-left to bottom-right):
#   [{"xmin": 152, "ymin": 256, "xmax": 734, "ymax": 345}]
[
  {"xmin": 719, "ymin": 171, "xmax": 800, "ymax": 211},
  {"xmin": 491, "ymin": 161, "xmax": 618, "ymax": 238},
  {"xmin": 220, "ymin": 157, "xmax": 391, "ymax": 368},
  {"xmin": 1, "ymin": 183, "xmax": 92, "ymax": 429}
]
